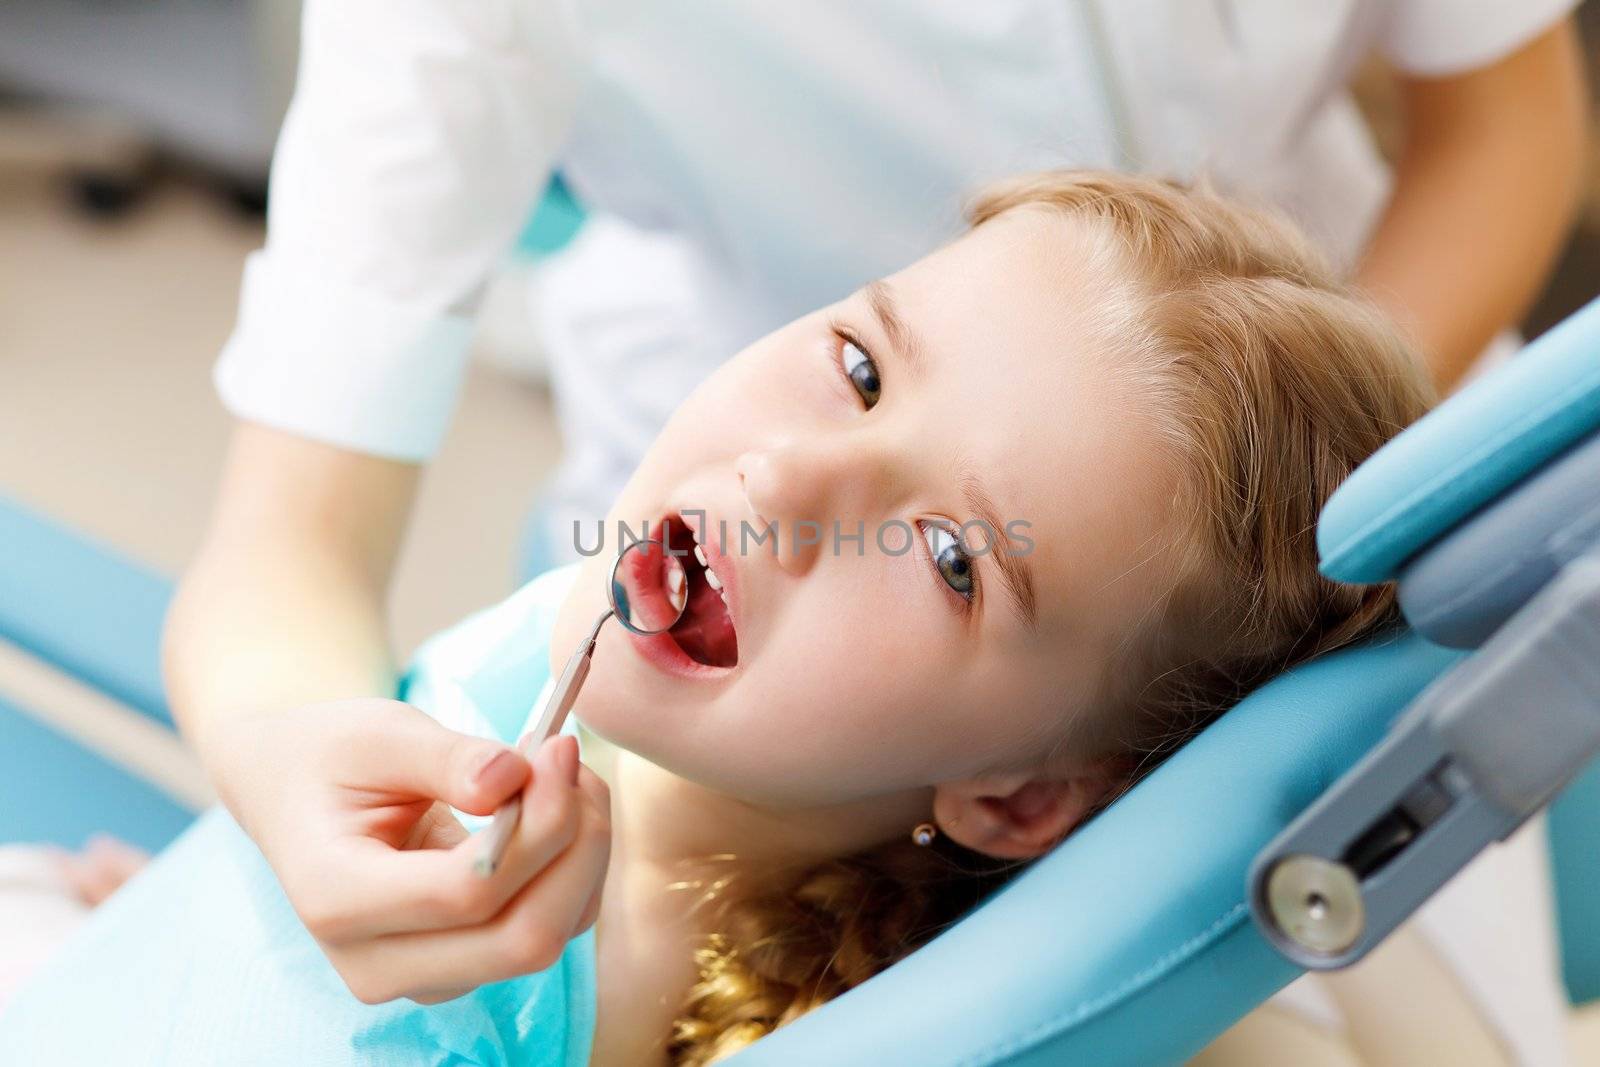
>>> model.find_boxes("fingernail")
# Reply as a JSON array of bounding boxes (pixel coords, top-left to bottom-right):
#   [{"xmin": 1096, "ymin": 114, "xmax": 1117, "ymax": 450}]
[{"xmin": 472, "ymin": 749, "xmax": 518, "ymax": 788}]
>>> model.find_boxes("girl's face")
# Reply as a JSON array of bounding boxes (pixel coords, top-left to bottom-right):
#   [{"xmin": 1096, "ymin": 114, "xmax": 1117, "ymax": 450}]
[{"xmin": 554, "ymin": 210, "xmax": 1187, "ymax": 814}]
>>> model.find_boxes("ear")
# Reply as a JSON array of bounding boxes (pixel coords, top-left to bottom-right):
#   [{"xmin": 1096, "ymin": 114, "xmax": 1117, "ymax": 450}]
[{"xmin": 931, "ymin": 757, "xmax": 1128, "ymax": 861}]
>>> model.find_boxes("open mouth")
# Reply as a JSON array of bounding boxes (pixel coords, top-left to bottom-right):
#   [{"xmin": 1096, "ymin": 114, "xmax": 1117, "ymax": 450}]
[{"xmin": 660, "ymin": 513, "xmax": 739, "ymax": 668}]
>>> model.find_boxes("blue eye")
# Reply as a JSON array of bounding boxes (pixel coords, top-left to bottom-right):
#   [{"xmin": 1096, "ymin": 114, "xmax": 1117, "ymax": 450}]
[
  {"xmin": 841, "ymin": 340, "xmax": 881, "ymax": 410},
  {"xmin": 921, "ymin": 521, "xmax": 974, "ymax": 600}
]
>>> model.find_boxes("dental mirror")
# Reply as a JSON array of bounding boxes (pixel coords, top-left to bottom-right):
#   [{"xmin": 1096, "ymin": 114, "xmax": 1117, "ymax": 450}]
[
  {"xmin": 476, "ymin": 537, "xmax": 687, "ymax": 876},
  {"xmin": 608, "ymin": 536, "xmax": 690, "ymax": 635}
]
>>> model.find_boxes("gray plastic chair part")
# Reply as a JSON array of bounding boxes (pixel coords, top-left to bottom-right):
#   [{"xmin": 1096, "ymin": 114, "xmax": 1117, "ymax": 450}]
[
  {"xmin": 1252, "ymin": 548, "xmax": 1600, "ymax": 970},
  {"xmin": 1399, "ymin": 428, "xmax": 1600, "ymax": 649}
]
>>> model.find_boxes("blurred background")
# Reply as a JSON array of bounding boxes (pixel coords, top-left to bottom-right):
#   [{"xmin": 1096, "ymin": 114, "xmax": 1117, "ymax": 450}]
[
  {"xmin": 0, "ymin": 4, "xmax": 1598, "ymax": 1055},
  {"xmin": 0, "ymin": 1, "xmax": 565, "ymax": 662}
]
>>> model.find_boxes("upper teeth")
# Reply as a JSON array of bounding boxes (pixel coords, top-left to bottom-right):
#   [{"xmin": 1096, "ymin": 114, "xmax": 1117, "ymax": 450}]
[{"xmin": 690, "ymin": 535, "xmax": 728, "ymax": 604}]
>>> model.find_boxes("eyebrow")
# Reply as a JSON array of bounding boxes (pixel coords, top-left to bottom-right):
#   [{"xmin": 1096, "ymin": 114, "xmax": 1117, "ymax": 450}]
[
  {"xmin": 959, "ymin": 471, "xmax": 1038, "ymax": 632},
  {"xmin": 865, "ymin": 280, "xmax": 926, "ymax": 379}
]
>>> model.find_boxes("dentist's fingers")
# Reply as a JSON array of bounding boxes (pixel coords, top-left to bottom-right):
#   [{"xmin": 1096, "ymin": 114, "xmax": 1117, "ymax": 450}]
[
  {"xmin": 297, "ymin": 736, "xmax": 580, "ymax": 942},
  {"xmin": 402, "ymin": 765, "xmax": 608, "ymax": 1007},
  {"xmin": 401, "ymin": 802, "xmax": 471, "ymax": 852},
  {"xmin": 570, "ymin": 764, "xmax": 611, "ymax": 935},
  {"xmin": 431, "ymin": 735, "xmax": 586, "ymax": 925},
  {"xmin": 572, "ymin": 889, "xmax": 601, "ymax": 940},
  {"xmin": 331, "ymin": 700, "xmax": 532, "ymax": 817},
  {"xmin": 572, "ymin": 881, "xmax": 604, "ymax": 937},
  {"xmin": 408, "ymin": 985, "xmax": 476, "ymax": 1007},
  {"xmin": 573, "ymin": 760, "xmax": 611, "ymax": 813},
  {"xmin": 334, "ymin": 789, "xmax": 613, "ymax": 1004}
]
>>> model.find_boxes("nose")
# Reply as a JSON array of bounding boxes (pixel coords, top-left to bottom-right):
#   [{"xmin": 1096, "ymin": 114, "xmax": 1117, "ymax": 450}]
[{"xmin": 734, "ymin": 436, "xmax": 895, "ymax": 575}]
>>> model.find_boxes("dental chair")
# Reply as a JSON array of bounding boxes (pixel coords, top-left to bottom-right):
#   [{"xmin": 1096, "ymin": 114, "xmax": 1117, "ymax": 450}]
[{"xmin": 2, "ymin": 294, "xmax": 1597, "ymax": 1064}]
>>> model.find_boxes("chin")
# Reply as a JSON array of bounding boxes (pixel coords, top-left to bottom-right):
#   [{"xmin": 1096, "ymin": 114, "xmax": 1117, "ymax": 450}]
[{"xmin": 568, "ymin": 666, "xmax": 683, "ymax": 755}]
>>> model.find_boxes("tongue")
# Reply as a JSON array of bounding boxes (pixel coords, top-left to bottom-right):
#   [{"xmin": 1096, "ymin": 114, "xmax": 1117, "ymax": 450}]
[{"xmin": 671, "ymin": 575, "xmax": 738, "ymax": 667}]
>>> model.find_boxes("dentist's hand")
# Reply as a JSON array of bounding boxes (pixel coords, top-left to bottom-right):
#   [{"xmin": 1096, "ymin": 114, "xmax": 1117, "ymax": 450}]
[{"xmin": 211, "ymin": 697, "xmax": 612, "ymax": 1005}]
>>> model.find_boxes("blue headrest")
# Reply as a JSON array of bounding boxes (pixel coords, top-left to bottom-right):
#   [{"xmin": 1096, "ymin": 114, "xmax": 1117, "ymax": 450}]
[
  {"xmin": 735, "ymin": 633, "xmax": 1461, "ymax": 1065},
  {"xmin": 1319, "ymin": 296, "xmax": 1600, "ymax": 584},
  {"xmin": 745, "ymin": 302, "xmax": 1600, "ymax": 1062},
  {"xmin": 1314, "ymin": 295, "xmax": 1600, "ymax": 1014}
]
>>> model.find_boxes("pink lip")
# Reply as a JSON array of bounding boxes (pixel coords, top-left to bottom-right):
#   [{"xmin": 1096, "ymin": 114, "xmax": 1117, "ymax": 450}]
[{"xmin": 625, "ymin": 629, "xmax": 732, "ymax": 680}]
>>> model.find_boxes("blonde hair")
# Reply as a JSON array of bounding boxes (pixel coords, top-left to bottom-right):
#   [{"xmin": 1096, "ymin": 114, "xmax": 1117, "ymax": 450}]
[{"xmin": 666, "ymin": 171, "xmax": 1434, "ymax": 1065}]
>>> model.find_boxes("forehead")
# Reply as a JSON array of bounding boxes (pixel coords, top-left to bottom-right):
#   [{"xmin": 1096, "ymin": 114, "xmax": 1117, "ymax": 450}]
[{"xmin": 886, "ymin": 211, "xmax": 1187, "ymax": 643}]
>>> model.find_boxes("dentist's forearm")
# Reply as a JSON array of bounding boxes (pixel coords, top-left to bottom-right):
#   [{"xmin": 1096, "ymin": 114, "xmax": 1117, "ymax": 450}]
[
  {"xmin": 163, "ymin": 537, "xmax": 396, "ymax": 770},
  {"xmin": 160, "ymin": 422, "xmax": 420, "ymax": 777},
  {"xmin": 1355, "ymin": 20, "xmax": 1587, "ymax": 392}
]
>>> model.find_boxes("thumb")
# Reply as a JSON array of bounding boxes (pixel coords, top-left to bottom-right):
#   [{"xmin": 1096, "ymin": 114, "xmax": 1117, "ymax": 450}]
[{"xmin": 350, "ymin": 703, "xmax": 533, "ymax": 816}]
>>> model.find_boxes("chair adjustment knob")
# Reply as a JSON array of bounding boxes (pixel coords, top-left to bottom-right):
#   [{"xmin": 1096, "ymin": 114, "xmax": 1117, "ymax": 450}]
[{"xmin": 1263, "ymin": 854, "xmax": 1365, "ymax": 958}]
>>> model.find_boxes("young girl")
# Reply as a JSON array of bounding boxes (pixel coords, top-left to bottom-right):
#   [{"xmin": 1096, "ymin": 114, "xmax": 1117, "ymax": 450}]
[{"xmin": 2, "ymin": 171, "xmax": 1439, "ymax": 1064}]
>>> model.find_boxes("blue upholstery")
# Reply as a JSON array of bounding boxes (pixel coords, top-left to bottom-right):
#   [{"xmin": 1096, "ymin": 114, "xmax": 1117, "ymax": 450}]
[
  {"xmin": 0, "ymin": 697, "xmax": 192, "ymax": 852},
  {"xmin": 0, "ymin": 494, "xmax": 192, "ymax": 852},
  {"xmin": 735, "ymin": 633, "xmax": 1463, "ymax": 1065},
  {"xmin": 1319, "ymin": 295, "xmax": 1600, "ymax": 584},
  {"xmin": 1551, "ymin": 761, "xmax": 1600, "ymax": 1004},
  {"xmin": 0, "ymin": 495, "xmax": 174, "ymax": 726}
]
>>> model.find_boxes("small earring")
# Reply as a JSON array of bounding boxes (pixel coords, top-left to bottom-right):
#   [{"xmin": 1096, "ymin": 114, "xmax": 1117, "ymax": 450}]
[{"xmin": 911, "ymin": 821, "xmax": 937, "ymax": 847}]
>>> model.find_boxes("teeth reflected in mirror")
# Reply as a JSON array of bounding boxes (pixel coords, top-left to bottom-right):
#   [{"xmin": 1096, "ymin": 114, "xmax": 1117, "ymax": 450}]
[{"xmin": 609, "ymin": 539, "xmax": 689, "ymax": 636}]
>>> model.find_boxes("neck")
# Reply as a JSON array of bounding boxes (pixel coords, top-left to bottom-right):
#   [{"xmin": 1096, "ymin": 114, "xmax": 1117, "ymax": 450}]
[{"xmin": 586, "ymin": 745, "xmax": 931, "ymax": 1066}]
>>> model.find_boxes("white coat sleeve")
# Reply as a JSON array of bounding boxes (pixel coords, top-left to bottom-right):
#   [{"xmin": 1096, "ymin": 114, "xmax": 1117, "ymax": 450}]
[
  {"xmin": 1379, "ymin": 0, "xmax": 1581, "ymax": 78},
  {"xmin": 214, "ymin": 0, "xmax": 582, "ymax": 461}
]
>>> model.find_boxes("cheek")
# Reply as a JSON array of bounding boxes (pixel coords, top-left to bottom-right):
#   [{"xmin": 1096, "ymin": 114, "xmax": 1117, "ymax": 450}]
[
  {"xmin": 706, "ymin": 588, "xmax": 982, "ymax": 797},
  {"xmin": 651, "ymin": 328, "xmax": 832, "ymax": 456},
  {"xmin": 757, "ymin": 602, "xmax": 1082, "ymax": 783}
]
